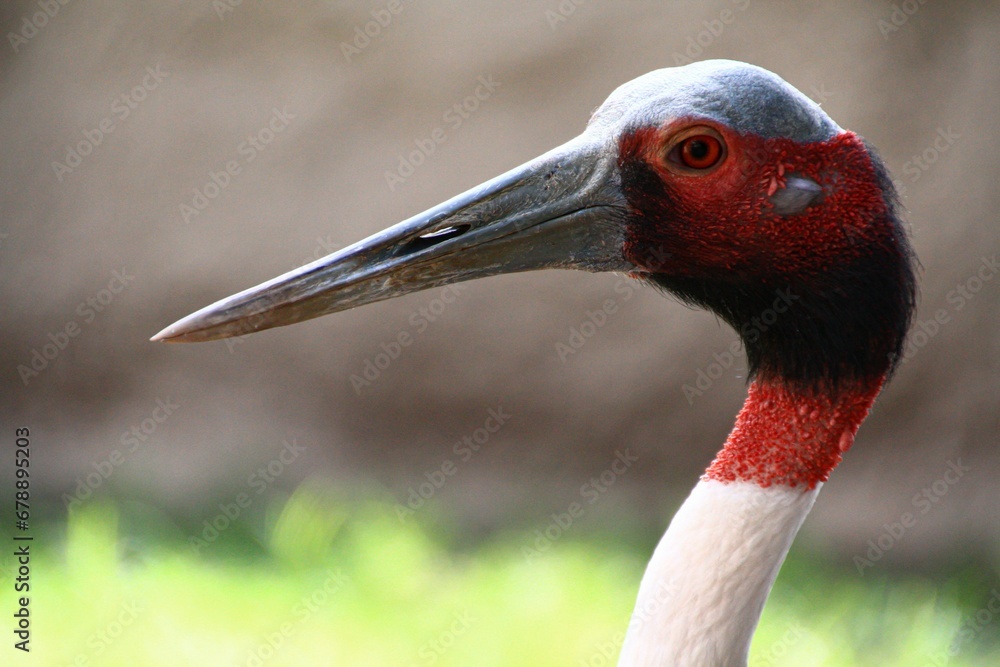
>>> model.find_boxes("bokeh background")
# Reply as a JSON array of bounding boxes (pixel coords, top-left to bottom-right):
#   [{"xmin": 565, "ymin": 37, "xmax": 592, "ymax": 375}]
[{"xmin": 2, "ymin": 1, "xmax": 998, "ymax": 665}]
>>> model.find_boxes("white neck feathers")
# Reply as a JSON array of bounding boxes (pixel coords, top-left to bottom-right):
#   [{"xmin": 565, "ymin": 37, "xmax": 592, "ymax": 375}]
[{"xmin": 617, "ymin": 480, "xmax": 820, "ymax": 667}]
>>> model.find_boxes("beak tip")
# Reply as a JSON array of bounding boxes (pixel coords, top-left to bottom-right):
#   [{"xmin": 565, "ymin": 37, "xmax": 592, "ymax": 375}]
[
  {"xmin": 150, "ymin": 326, "xmax": 180, "ymax": 343},
  {"xmin": 149, "ymin": 309, "xmax": 270, "ymax": 344},
  {"xmin": 151, "ymin": 318, "xmax": 204, "ymax": 343}
]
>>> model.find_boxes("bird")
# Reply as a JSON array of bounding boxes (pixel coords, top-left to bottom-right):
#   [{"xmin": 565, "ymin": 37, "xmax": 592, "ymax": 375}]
[{"xmin": 153, "ymin": 59, "xmax": 917, "ymax": 666}]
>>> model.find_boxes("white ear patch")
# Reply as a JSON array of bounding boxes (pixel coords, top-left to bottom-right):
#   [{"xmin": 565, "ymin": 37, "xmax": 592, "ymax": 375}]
[{"xmin": 770, "ymin": 174, "xmax": 824, "ymax": 215}]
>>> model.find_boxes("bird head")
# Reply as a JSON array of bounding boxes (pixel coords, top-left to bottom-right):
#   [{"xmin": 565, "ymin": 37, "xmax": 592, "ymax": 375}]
[{"xmin": 154, "ymin": 60, "xmax": 916, "ymax": 393}]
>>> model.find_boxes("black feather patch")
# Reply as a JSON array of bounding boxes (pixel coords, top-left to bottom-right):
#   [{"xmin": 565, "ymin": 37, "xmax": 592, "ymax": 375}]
[{"xmin": 627, "ymin": 143, "xmax": 918, "ymax": 392}]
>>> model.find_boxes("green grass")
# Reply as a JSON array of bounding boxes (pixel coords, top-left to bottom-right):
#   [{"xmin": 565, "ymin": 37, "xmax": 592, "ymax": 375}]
[{"xmin": 6, "ymin": 484, "xmax": 998, "ymax": 667}]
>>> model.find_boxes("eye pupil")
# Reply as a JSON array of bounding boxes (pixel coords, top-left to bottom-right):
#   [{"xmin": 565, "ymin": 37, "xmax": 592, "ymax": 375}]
[
  {"xmin": 677, "ymin": 133, "xmax": 723, "ymax": 170},
  {"xmin": 688, "ymin": 140, "xmax": 709, "ymax": 160}
]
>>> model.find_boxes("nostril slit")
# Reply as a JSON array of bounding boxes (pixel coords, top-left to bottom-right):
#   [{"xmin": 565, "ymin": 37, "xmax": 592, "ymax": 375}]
[
  {"xmin": 420, "ymin": 225, "xmax": 469, "ymax": 240},
  {"xmin": 396, "ymin": 224, "xmax": 471, "ymax": 256}
]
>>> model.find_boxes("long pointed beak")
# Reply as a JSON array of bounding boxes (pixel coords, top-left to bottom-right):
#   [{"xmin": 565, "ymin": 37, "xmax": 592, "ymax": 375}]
[{"xmin": 152, "ymin": 135, "xmax": 631, "ymax": 343}]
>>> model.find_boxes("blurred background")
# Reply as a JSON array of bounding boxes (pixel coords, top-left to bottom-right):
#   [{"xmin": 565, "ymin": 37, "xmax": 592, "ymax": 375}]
[{"xmin": 1, "ymin": 1, "xmax": 998, "ymax": 665}]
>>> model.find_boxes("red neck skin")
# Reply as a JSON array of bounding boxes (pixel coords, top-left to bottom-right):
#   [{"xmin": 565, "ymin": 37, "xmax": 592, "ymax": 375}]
[{"xmin": 704, "ymin": 377, "xmax": 884, "ymax": 489}]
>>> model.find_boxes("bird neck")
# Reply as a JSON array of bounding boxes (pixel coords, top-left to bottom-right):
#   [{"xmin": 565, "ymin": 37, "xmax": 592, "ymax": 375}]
[
  {"xmin": 705, "ymin": 377, "xmax": 883, "ymax": 488},
  {"xmin": 618, "ymin": 377, "xmax": 882, "ymax": 666}
]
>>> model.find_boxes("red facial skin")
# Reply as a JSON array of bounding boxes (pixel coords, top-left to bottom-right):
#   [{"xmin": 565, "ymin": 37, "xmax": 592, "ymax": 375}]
[
  {"xmin": 618, "ymin": 119, "xmax": 896, "ymax": 488},
  {"xmin": 705, "ymin": 376, "xmax": 883, "ymax": 488},
  {"xmin": 619, "ymin": 119, "xmax": 894, "ymax": 282}
]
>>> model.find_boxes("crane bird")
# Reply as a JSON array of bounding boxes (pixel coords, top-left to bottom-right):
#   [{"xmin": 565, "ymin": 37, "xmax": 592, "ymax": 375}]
[{"xmin": 154, "ymin": 60, "xmax": 917, "ymax": 666}]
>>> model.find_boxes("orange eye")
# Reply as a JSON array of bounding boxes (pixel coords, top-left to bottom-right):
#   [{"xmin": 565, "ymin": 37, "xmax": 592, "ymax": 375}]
[{"xmin": 677, "ymin": 134, "xmax": 724, "ymax": 170}]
